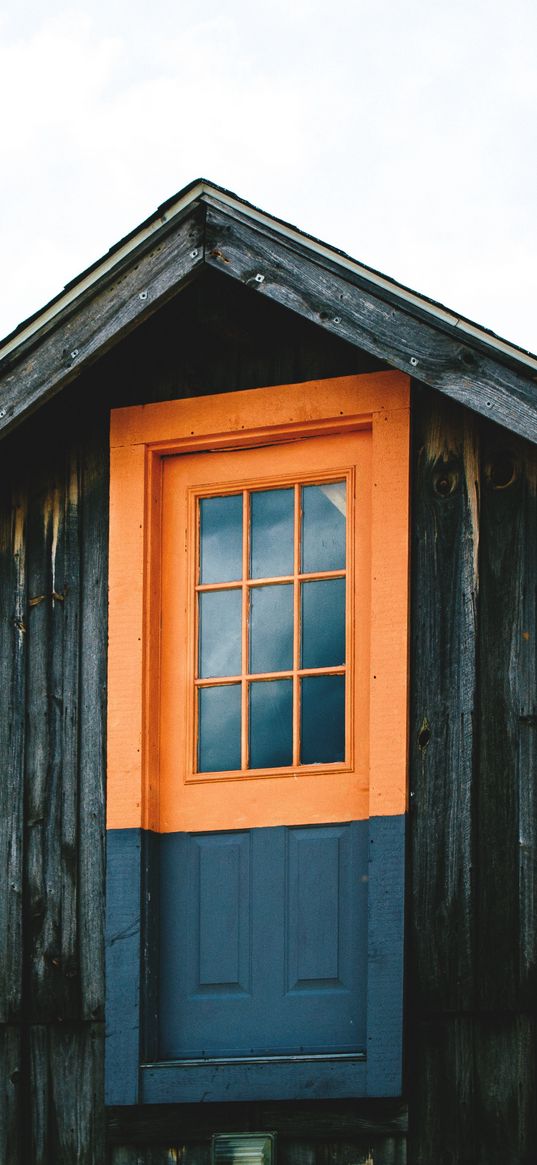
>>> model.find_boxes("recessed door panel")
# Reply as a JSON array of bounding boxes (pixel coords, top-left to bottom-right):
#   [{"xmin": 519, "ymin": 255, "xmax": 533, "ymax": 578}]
[{"xmin": 159, "ymin": 823, "xmax": 367, "ymax": 1059}]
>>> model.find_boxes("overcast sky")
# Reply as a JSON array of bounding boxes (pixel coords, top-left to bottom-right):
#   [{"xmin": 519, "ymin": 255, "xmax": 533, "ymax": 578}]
[{"xmin": 1, "ymin": 0, "xmax": 536, "ymax": 353}]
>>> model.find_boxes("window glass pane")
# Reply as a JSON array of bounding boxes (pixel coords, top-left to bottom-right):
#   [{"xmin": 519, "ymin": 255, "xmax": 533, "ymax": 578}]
[
  {"xmin": 199, "ymin": 589, "xmax": 242, "ymax": 677},
  {"xmin": 198, "ymin": 685, "xmax": 241, "ymax": 772},
  {"xmin": 301, "ymin": 482, "xmax": 346, "ymax": 574},
  {"xmin": 301, "ymin": 578, "xmax": 346, "ymax": 669},
  {"xmin": 249, "ymin": 584, "xmax": 293, "ymax": 674},
  {"xmin": 200, "ymin": 494, "xmax": 243, "ymax": 583},
  {"xmin": 249, "ymin": 679, "xmax": 293, "ymax": 769},
  {"xmin": 250, "ymin": 488, "xmax": 294, "ymax": 579},
  {"xmin": 300, "ymin": 674, "xmax": 345, "ymax": 764}
]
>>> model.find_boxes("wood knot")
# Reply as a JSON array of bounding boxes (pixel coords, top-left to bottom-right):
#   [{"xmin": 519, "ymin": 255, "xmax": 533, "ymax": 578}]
[
  {"xmin": 485, "ymin": 450, "xmax": 517, "ymax": 490},
  {"xmin": 432, "ymin": 465, "xmax": 459, "ymax": 498},
  {"xmin": 418, "ymin": 718, "xmax": 431, "ymax": 750}
]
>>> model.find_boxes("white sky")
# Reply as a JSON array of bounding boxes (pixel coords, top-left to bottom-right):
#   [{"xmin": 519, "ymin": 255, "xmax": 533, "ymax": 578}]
[{"xmin": 1, "ymin": 0, "xmax": 536, "ymax": 353}]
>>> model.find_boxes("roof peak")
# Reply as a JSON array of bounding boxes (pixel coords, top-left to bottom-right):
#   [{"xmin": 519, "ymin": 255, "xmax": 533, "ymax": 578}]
[{"xmin": 2, "ymin": 177, "xmax": 537, "ymax": 374}]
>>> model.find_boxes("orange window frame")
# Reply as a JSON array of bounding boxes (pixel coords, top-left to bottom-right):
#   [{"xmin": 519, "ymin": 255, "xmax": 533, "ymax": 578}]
[{"xmin": 107, "ymin": 372, "xmax": 410, "ymax": 836}]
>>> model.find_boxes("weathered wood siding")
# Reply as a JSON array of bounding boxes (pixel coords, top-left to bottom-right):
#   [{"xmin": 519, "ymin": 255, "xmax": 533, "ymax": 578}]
[
  {"xmin": 1, "ymin": 274, "xmax": 536, "ymax": 1162},
  {"xmin": 409, "ymin": 386, "xmax": 537, "ymax": 1164},
  {"xmin": 0, "ymin": 396, "xmax": 108, "ymax": 1163}
]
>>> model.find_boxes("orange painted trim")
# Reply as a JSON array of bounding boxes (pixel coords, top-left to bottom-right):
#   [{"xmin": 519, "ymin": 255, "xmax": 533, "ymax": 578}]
[
  {"xmin": 110, "ymin": 373, "xmax": 409, "ymax": 450},
  {"xmin": 107, "ymin": 443, "xmax": 146, "ymax": 829},
  {"xmin": 107, "ymin": 373, "xmax": 410, "ymax": 832},
  {"xmin": 370, "ymin": 404, "xmax": 410, "ymax": 818},
  {"xmin": 159, "ymin": 433, "xmax": 365, "ymax": 832}
]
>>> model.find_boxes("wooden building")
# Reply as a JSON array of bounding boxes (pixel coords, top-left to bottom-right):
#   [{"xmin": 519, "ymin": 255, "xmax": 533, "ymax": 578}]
[{"xmin": 0, "ymin": 180, "xmax": 536, "ymax": 1164}]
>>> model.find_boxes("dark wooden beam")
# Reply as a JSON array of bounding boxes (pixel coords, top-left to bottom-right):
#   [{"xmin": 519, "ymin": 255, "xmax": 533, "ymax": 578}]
[
  {"xmin": 204, "ymin": 203, "xmax": 537, "ymax": 443},
  {"xmin": 107, "ymin": 1099, "xmax": 408, "ymax": 1143},
  {"xmin": 0, "ymin": 206, "xmax": 205, "ymax": 438}
]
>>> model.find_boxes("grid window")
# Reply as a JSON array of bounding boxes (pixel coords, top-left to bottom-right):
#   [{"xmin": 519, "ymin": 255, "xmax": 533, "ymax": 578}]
[{"xmin": 195, "ymin": 481, "xmax": 347, "ymax": 772}]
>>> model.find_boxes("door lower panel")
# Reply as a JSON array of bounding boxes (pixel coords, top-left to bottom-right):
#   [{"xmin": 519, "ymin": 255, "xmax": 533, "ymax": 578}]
[{"xmin": 159, "ymin": 821, "xmax": 368, "ymax": 1061}]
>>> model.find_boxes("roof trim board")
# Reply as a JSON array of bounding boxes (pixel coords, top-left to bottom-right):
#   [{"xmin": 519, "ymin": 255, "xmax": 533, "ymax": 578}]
[
  {"xmin": 0, "ymin": 180, "xmax": 536, "ymax": 443},
  {"xmin": 3, "ymin": 179, "xmax": 537, "ymax": 374},
  {"xmin": 204, "ymin": 204, "xmax": 537, "ymax": 441},
  {"xmin": 0, "ymin": 206, "xmax": 204, "ymax": 436}
]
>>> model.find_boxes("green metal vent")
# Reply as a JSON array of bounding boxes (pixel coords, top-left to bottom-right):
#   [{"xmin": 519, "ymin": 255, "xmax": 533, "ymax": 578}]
[{"xmin": 212, "ymin": 1133, "xmax": 276, "ymax": 1165}]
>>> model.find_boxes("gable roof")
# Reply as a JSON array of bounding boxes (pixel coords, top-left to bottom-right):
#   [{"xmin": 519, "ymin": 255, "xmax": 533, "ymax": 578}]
[{"xmin": 1, "ymin": 178, "xmax": 536, "ymax": 443}]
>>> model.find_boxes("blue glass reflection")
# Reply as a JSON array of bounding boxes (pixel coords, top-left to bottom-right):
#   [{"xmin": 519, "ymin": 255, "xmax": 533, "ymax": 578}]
[
  {"xmin": 199, "ymin": 590, "xmax": 242, "ymax": 677},
  {"xmin": 200, "ymin": 494, "xmax": 243, "ymax": 583},
  {"xmin": 302, "ymin": 482, "xmax": 346, "ymax": 574},
  {"xmin": 301, "ymin": 578, "xmax": 346, "ymax": 669},
  {"xmin": 198, "ymin": 685, "xmax": 242, "ymax": 772},
  {"xmin": 250, "ymin": 488, "xmax": 294, "ymax": 578},
  {"xmin": 300, "ymin": 674, "xmax": 345, "ymax": 764},
  {"xmin": 249, "ymin": 680, "xmax": 293, "ymax": 768},
  {"xmin": 250, "ymin": 584, "xmax": 293, "ymax": 674}
]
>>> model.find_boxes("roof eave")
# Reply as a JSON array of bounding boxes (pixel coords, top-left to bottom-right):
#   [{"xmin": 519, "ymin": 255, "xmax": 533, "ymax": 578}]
[
  {"xmin": 2, "ymin": 178, "xmax": 537, "ymax": 378},
  {"xmin": 0, "ymin": 180, "xmax": 536, "ymax": 445}
]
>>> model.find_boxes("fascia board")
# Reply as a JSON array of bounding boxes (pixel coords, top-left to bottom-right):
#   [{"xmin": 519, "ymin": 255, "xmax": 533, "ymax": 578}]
[{"xmin": 1, "ymin": 178, "xmax": 537, "ymax": 382}]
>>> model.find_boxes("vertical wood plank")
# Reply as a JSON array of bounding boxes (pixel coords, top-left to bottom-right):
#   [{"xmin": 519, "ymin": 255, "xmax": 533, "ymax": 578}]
[
  {"xmin": 476, "ymin": 431, "xmax": 536, "ymax": 1009},
  {"xmin": 28, "ymin": 1025, "xmax": 50, "ymax": 1165},
  {"xmin": 474, "ymin": 1016, "xmax": 537, "ymax": 1165},
  {"xmin": 60, "ymin": 449, "xmax": 82, "ymax": 1006},
  {"xmin": 78, "ymin": 415, "xmax": 108, "ymax": 1021},
  {"xmin": 25, "ymin": 471, "xmax": 58, "ymax": 1020},
  {"xmin": 408, "ymin": 1018, "xmax": 475, "ymax": 1165},
  {"xmin": 516, "ymin": 443, "xmax": 537, "ymax": 1006},
  {"xmin": 44, "ymin": 475, "xmax": 70, "ymax": 1016},
  {"xmin": 0, "ymin": 1026, "xmax": 22, "ymax": 1165},
  {"xmin": 0, "ymin": 483, "xmax": 26, "ymax": 1022},
  {"xmin": 518, "ymin": 715, "xmax": 537, "ymax": 1005},
  {"xmin": 48, "ymin": 1024, "xmax": 105, "ymax": 1165},
  {"xmin": 409, "ymin": 386, "xmax": 478, "ymax": 1011}
]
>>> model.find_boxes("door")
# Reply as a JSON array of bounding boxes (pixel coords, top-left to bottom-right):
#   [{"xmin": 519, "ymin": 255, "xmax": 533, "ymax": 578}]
[{"xmin": 158, "ymin": 429, "xmax": 371, "ymax": 1061}]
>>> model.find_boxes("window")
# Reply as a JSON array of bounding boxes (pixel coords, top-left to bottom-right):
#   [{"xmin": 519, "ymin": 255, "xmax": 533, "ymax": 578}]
[
  {"xmin": 193, "ymin": 478, "xmax": 347, "ymax": 774},
  {"xmin": 106, "ymin": 373, "xmax": 410, "ymax": 1104}
]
